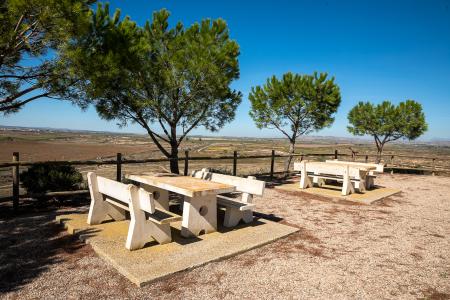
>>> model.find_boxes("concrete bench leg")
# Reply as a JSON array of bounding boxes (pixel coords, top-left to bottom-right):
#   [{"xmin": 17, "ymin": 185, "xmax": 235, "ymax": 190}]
[
  {"xmin": 146, "ymin": 222, "xmax": 172, "ymax": 245},
  {"xmin": 87, "ymin": 173, "xmax": 126, "ymax": 225},
  {"xmin": 126, "ymin": 188, "xmax": 172, "ymax": 250},
  {"xmin": 342, "ymin": 166, "xmax": 355, "ymax": 196},
  {"xmin": 242, "ymin": 210, "xmax": 253, "ymax": 223},
  {"xmin": 366, "ymin": 176, "xmax": 375, "ymax": 189},
  {"xmin": 181, "ymin": 194, "xmax": 217, "ymax": 237},
  {"xmin": 224, "ymin": 207, "xmax": 242, "ymax": 227},
  {"xmin": 357, "ymin": 180, "xmax": 366, "ymax": 193},
  {"xmin": 313, "ymin": 175, "xmax": 325, "ymax": 187}
]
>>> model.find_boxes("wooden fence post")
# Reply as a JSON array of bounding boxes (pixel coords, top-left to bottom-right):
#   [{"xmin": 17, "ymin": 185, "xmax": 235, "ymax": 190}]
[
  {"xmin": 270, "ymin": 150, "xmax": 275, "ymax": 180},
  {"xmin": 334, "ymin": 149, "xmax": 338, "ymax": 159},
  {"xmin": 184, "ymin": 150, "xmax": 189, "ymax": 176},
  {"xmin": 12, "ymin": 152, "xmax": 19, "ymax": 212},
  {"xmin": 390, "ymin": 155, "xmax": 394, "ymax": 174},
  {"xmin": 432, "ymin": 158, "xmax": 436, "ymax": 176},
  {"xmin": 116, "ymin": 153, "xmax": 122, "ymax": 182},
  {"xmin": 233, "ymin": 150, "xmax": 237, "ymax": 176},
  {"xmin": 365, "ymin": 155, "xmax": 369, "ymax": 163}
]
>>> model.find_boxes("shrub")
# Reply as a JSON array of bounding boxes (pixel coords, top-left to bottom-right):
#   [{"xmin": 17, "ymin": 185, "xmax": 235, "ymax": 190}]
[{"xmin": 21, "ymin": 164, "xmax": 83, "ymax": 195}]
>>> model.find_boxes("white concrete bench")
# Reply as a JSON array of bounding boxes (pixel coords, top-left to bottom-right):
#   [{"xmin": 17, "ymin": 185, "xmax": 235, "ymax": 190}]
[
  {"xmin": 191, "ymin": 169, "xmax": 265, "ymax": 227},
  {"xmin": 294, "ymin": 161, "xmax": 372, "ymax": 195},
  {"xmin": 87, "ymin": 172, "xmax": 181, "ymax": 250},
  {"xmin": 325, "ymin": 160, "xmax": 384, "ymax": 189}
]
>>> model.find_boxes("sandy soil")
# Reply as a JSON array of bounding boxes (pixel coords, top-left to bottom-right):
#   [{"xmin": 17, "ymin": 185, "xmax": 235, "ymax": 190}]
[
  {"xmin": 1, "ymin": 173, "xmax": 449, "ymax": 299},
  {"xmin": 0, "ymin": 140, "xmax": 153, "ymax": 162}
]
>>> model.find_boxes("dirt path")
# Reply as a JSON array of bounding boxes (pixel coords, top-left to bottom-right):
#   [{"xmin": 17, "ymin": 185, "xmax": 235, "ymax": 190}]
[{"xmin": 1, "ymin": 174, "xmax": 449, "ymax": 299}]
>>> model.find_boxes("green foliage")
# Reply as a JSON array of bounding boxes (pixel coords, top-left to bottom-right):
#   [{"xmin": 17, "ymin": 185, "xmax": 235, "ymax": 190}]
[
  {"xmin": 249, "ymin": 72, "xmax": 341, "ymax": 171},
  {"xmin": 21, "ymin": 163, "xmax": 83, "ymax": 194},
  {"xmin": 0, "ymin": 0, "xmax": 94, "ymax": 114},
  {"xmin": 347, "ymin": 100, "xmax": 428, "ymax": 155},
  {"xmin": 249, "ymin": 72, "xmax": 341, "ymax": 142},
  {"xmin": 64, "ymin": 4, "xmax": 241, "ymax": 173}
]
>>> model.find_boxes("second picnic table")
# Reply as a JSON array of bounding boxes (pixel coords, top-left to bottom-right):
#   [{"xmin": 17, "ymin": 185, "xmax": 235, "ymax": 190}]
[
  {"xmin": 125, "ymin": 173, "xmax": 236, "ymax": 238},
  {"xmin": 294, "ymin": 161, "xmax": 377, "ymax": 195}
]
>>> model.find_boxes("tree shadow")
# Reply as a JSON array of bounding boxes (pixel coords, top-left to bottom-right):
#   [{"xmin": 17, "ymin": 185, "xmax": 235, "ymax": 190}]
[{"xmin": 0, "ymin": 210, "xmax": 87, "ymax": 293}]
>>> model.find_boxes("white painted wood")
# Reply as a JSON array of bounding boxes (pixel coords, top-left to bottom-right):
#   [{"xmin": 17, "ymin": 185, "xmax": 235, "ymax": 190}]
[{"xmin": 181, "ymin": 194, "xmax": 217, "ymax": 237}]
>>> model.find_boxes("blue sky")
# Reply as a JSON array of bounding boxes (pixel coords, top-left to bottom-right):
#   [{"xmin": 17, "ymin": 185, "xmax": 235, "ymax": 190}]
[{"xmin": 3, "ymin": 0, "xmax": 450, "ymax": 139}]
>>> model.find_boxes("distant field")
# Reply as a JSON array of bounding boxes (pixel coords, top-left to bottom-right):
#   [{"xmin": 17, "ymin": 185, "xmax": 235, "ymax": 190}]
[{"xmin": 1, "ymin": 129, "xmax": 450, "ymax": 198}]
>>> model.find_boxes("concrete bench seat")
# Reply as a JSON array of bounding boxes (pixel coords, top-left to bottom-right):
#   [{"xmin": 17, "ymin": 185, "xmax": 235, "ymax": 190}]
[
  {"xmin": 217, "ymin": 195, "xmax": 256, "ymax": 211},
  {"xmin": 87, "ymin": 172, "xmax": 181, "ymax": 250},
  {"xmin": 192, "ymin": 169, "xmax": 265, "ymax": 227}
]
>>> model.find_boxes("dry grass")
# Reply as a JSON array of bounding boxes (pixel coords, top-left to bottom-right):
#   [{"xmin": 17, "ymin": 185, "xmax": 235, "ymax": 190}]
[{"xmin": 1, "ymin": 173, "xmax": 450, "ymax": 299}]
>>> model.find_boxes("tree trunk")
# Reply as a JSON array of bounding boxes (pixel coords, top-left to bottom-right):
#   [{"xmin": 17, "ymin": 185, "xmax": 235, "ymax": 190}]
[
  {"xmin": 376, "ymin": 145, "xmax": 384, "ymax": 164},
  {"xmin": 284, "ymin": 141, "xmax": 295, "ymax": 174},
  {"xmin": 169, "ymin": 145, "xmax": 179, "ymax": 174}
]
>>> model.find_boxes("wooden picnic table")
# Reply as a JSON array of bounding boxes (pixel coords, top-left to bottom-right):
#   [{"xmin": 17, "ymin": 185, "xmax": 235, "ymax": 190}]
[
  {"xmin": 126, "ymin": 173, "xmax": 236, "ymax": 238},
  {"xmin": 293, "ymin": 161, "xmax": 376, "ymax": 195}
]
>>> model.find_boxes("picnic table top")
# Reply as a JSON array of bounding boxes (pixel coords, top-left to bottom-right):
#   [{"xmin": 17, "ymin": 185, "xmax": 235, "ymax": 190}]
[
  {"xmin": 125, "ymin": 173, "xmax": 236, "ymax": 198},
  {"xmin": 321, "ymin": 161, "xmax": 377, "ymax": 170},
  {"xmin": 295, "ymin": 161, "xmax": 377, "ymax": 172}
]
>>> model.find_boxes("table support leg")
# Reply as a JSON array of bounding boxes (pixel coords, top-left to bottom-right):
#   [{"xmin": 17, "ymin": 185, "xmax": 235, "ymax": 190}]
[
  {"xmin": 141, "ymin": 184, "xmax": 170, "ymax": 210},
  {"xmin": 181, "ymin": 194, "xmax": 217, "ymax": 237}
]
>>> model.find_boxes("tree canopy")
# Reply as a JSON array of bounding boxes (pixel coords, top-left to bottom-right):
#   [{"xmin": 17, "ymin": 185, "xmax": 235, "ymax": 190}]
[
  {"xmin": 347, "ymin": 100, "xmax": 428, "ymax": 159},
  {"xmin": 0, "ymin": 0, "xmax": 94, "ymax": 114},
  {"xmin": 64, "ymin": 4, "xmax": 242, "ymax": 173},
  {"xmin": 249, "ymin": 72, "xmax": 341, "ymax": 170}
]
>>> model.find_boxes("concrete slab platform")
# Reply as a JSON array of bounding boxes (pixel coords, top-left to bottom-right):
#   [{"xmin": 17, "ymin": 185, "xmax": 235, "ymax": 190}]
[
  {"xmin": 275, "ymin": 183, "xmax": 401, "ymax": 205},
  {"xmin": 56, "ymin": 213, "xmax": 298, "ymax": 287}
]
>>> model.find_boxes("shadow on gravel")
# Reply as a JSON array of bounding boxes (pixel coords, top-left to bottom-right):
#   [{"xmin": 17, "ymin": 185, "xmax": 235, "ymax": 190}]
[{"xmin": 0, "ymin": 210, "xmax": 88, "ymax": 294}]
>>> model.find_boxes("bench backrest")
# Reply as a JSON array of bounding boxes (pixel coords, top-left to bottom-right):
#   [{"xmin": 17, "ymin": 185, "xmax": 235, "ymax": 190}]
[
  {"xmin": 294, "ymin": 161, "xmax": 361, "ymax": 178},
  {"xmin": 325, "ymin": 160, "xmax": 384, "ymax": 173},
  {"xmin": 191, "ymin": 169, "xmax": 265, "ymax": 196},
  {"xmin": 87, "ymin": 172, "xmax": 155, "ymax": 214}
]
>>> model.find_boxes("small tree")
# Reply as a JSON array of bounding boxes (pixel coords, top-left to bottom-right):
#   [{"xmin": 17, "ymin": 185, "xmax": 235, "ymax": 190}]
[
  {"xmin": 249, "ymin": 72, "xmax": 341, "ymax": 171},
  {"xmin": 64, "ymin": 5, "xmax": 241, "ymax": 173},
  {"xmin": 347, "ymin": 100, "xmax": 428, "ymax": 162},
  {"xmin": 0, "ymin": 0, "xmax": 93, "ymax": 114}
]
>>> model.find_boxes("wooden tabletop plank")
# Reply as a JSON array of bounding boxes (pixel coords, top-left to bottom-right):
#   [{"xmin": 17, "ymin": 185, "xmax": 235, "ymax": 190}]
[{"xmin": 125, "ymin": 173, "xmax": 236, "ymax": 197}]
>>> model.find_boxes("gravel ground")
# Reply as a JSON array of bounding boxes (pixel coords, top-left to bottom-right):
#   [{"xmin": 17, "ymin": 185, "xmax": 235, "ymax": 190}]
[{"xmin": 1, "ymin": 173, "xmax": 449, "ymax": 299}]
